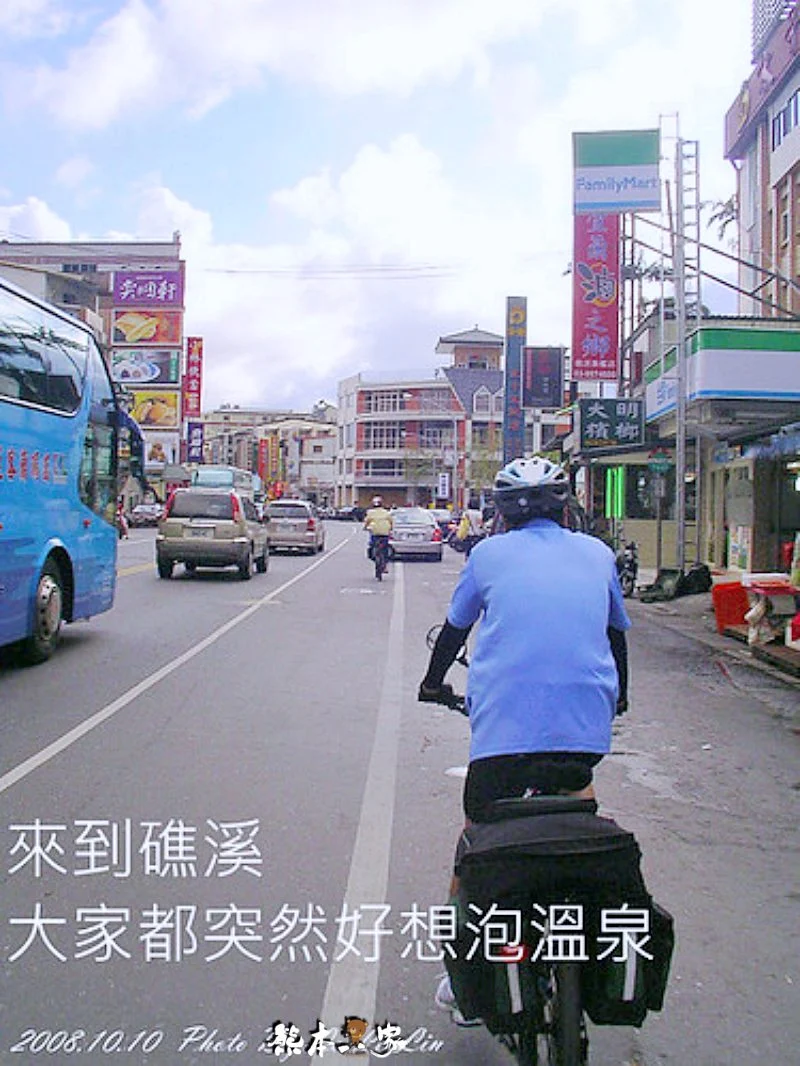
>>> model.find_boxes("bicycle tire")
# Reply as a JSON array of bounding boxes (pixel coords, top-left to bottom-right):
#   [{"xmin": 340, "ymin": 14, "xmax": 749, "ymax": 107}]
[
  {"xmin": 546, "ymin": 963, "xmax": 585, "ymax": 1066},
  {"xmin": 374, "ymin": 547, "xmax": 387, "ymax": 580},
  {"xmin": 514, "ymin": 1019, "xmax": 540, "ymax": 1066}
]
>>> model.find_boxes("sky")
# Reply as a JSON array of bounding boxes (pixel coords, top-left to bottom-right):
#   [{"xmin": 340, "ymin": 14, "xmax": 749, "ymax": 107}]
[{"xmin": 0, "ymin": 0, "xmax": 754, "ymax": 412}]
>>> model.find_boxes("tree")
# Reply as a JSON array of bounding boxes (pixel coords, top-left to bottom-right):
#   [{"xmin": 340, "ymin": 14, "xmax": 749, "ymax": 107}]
[{"xmin": 403, "ymin": 447, "xmax": 437, "ymax": 505}]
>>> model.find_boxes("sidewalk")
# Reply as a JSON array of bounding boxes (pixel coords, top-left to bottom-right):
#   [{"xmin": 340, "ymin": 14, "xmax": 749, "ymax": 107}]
[{"xmin": 631, "ymin": 568, "xmax": 800, "ymax": 685}]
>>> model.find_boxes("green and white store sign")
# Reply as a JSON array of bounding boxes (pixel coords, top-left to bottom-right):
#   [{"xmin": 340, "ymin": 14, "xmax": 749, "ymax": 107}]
[{"xmin": 645, "ymin": 327, "xmax": 800, "ymax": 421}]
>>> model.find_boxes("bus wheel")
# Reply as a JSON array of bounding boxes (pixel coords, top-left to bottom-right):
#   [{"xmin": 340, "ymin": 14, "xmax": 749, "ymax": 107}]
[{"xmin": 21, "ymin": 560, "xmax": 64, "ymax": 665}]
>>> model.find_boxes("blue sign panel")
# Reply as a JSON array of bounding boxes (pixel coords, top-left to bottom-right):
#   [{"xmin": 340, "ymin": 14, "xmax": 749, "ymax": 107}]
[{"xmin": 503, "ymin": 297, "xmax": 527, "ymax": 462}]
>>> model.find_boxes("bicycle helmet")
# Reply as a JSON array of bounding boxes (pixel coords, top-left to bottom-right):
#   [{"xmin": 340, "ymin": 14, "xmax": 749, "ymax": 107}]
[
  {"xmin": 371, "ymin": 496, "xmax": 383, "ymax": 507},
  {"xmin": 493, "ymin": 456, "xmax": 569, "ymax": 525}
]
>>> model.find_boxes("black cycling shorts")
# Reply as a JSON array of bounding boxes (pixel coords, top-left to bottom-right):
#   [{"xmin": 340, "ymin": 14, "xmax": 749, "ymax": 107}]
[{"xmin": 463, "ymin": 752, "xmax": 603, "ymax": 822}]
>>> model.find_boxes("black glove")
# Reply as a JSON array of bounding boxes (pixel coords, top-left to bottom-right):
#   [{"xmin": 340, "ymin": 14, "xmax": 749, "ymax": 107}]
[
  {"xmin": 418, "ymin": 682, "xmax": 464, "ymax": 712},
  {"xmin": 615, "ymin": 696, "xmax": 629, "ymax": 716}
]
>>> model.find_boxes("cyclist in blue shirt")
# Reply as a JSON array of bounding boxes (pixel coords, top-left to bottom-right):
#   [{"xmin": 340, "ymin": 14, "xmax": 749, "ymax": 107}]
[{"xmin": 419, "ymin": 455, "xmax": 630, "ymax": 823}]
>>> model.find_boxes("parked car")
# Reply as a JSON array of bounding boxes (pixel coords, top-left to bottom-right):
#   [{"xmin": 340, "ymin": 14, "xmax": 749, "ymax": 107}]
[
  {"xmin": 155, "ymin": 488, "xmax": 269, "ymax": 580},
  {"xmin": 388, "ymin": 507, "xmax": 443, "ymax": 561},
  {"xmin": 266, "ymin": 499, "xmax": 325, "ymax": 554},
  {"xmin": 128, "ymin": 502, "xmax": 163, "ymax": 527}
]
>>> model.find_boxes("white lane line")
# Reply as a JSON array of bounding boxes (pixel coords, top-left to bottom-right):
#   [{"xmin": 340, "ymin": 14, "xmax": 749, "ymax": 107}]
[
  {"xmin": 0, "ymin": 537, "xmax": 352, "ymax": 797},
  {"xmin": 321, "ymin": 563, "xmax": 405, "ymax": 1025}
]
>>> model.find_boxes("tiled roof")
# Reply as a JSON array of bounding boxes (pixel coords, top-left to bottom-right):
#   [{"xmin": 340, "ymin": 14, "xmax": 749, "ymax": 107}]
[
  {"xmin": 438, "ymin": 328, "xmax": 504, "ymax": 346},
  {"xmin": 443, "ymin": 367, "xmax": 503, "ymax": 410}
]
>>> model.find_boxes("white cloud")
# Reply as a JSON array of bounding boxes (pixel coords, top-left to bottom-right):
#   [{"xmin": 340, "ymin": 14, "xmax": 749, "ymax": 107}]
[
  {"xmin": 12, "ymin": 0, "xmax": 563, "ymax": 129},
  {"xmin": 0, "ymin": 196, "xmax": 72, "ymax": 241},
  {"xmin": 0, "ymin": 0, "xmax": 70, "ymax": 38},
  {"xmin": 54, "ymin": 155, "xmax": 95, "ymax": 188},
  {"xmin": 27, "ymin": 0, "xmax": 163, "ymax": 130}
]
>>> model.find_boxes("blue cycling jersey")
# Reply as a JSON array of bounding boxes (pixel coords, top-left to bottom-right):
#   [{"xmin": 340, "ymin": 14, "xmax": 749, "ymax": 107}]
[{"xmin": 446, "ymin": 518, "xmax": 630, "ymax": 762}]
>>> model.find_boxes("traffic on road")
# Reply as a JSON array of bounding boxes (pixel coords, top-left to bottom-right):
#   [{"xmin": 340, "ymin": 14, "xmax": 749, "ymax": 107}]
[{"xmin": 1, "ymin": 519, "xmax": 798, "ymax": 1064}]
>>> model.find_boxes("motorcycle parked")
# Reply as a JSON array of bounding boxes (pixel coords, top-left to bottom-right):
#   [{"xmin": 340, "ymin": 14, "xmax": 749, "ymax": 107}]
[{"xmin": 616, "ymin": 541, "xmax": 638, "ymax": 598}]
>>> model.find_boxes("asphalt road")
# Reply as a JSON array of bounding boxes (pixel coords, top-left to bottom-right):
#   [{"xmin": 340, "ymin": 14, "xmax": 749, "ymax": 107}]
[{"xmin": 0, "ymin": 523, "xmax": 798, "ymax": 1065}]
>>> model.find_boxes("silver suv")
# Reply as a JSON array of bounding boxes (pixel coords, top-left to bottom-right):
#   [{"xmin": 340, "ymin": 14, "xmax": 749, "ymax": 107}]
[
  {"xmin": 156, "ymin": 488, "xmax": 269, "ymax": 580},
  {"xmin": 265, "ymin": 499, "xmax": 325, "ymax": 554}
]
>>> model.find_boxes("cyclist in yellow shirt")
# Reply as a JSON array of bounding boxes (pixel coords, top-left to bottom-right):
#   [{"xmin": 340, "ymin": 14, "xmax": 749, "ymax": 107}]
[{"xmin": 363, "ymin": 496, "xmax": 393, "ymax": 575}]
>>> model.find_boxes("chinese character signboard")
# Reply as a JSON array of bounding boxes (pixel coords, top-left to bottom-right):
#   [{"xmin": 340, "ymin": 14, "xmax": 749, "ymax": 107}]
[
  {"xmin": 503, "ymin": 297, "xmax": 527, "ymax": 463},
  {"xmin": 113, "ymin": 270, "xmax": 184, "ymax": 307},
  {"xmin": 579, "ymin": 399, "xmax": 644, "ymax": 452},
  {"xmin": 573, "ymin": 130, "xmax": 661, "ymax": 214},
  {"xmin": 523, "ymin": 347, "xmax": 564, "ymax": 409},
  {"xmin": 182, "ymin": 337, "xmax": 204, "ymax": 420},
  {"xmin": 186, "ymin": 421, "xmax": 205, "ymax": 464},
  {"xmin": 572, "ymin": 215, "xmax": 620, "ymax": 381}
]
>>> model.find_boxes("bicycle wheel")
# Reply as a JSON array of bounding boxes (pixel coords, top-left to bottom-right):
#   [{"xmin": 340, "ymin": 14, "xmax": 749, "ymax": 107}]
[
  {"xmin": 545, "ymin": 963, "xmax": 586, "ymax": 1066},
  {"xmin": 514, "ymin": 1019, "xmax": 540, "ymax": 1066}
]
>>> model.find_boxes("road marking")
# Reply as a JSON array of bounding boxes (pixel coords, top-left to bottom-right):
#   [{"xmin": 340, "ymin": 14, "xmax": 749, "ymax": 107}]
[
  {"xmin": 321, "ymin": 563, "xmax": 405, "ymax": 1025},
  {"xmin": 118, "ymin": 563, "xmax": 153, "ymax": 576},
  {"xmin": 0, "ymin": 537, "xmax": 351, "ymax": 796}
]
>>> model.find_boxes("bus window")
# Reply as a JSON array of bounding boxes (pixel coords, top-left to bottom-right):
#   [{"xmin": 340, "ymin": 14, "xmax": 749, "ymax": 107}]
[{"xmin": 0, "ymin": 288, "xmax": 88, "ymax": 412}]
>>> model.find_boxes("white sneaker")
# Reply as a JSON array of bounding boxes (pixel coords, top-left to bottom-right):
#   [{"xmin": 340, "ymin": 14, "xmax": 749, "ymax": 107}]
[{"xmin": 434, "ymin": 974, "xmax": 482, "ymax": 1028}]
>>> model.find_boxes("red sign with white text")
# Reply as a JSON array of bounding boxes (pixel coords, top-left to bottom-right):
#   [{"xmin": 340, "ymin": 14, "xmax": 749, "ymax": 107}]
[
  {"xmin": 182, "ymin": 337, "xmax": 203, "ymax": 419},
  {"xmin": 571, "ymin": 214, "xmax": 620, "ymax": 381}
]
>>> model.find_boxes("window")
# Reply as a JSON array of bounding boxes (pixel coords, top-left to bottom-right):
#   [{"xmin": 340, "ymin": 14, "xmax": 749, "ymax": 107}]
[
  {"xmin": 420, "ymin": 388, "xmax": 453, "ymax": 412},
  {"xmin": 493, "ymin": 391, "xmax": 504, "ymax": 414},
  {"xmin": 78, "ymin": 345, "xmax": 118, "ymax": 523},
  {"xmin": 473, "ymin": 388, "xmax": 491, "ymax": 414},
  {"xmin": 363, "ymin": 390, "xmax": 403, "ymax": 413},
  {"xmin": 363, "ymin": 422, "xmax": 402, "ymax": 450},
  {"xmin": 418, "ymin": 422, "xmax": 450, "ymax": 449},
  {"xmin": 363, "ymin": 458, "xmax": 402, "ymax": 477},
  {"xmin": 0, "ymin": 288, "xmax": 89, "ymax": 412}
]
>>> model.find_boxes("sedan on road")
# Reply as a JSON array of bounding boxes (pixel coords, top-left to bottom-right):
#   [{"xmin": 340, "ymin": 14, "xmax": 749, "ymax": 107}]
[
  {"xmin": 266, "ymin": 499, "xmax": 325, "ymax": 554},
  {"xmin": 388, "ymin": 507, "xmax": 443, "ymax": 561}
]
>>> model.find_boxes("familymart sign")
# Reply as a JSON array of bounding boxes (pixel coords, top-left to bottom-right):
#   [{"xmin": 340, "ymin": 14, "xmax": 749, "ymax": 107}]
[{"xmin": 573, "ymin": 130, "xmax": 661, "ymax": 214}]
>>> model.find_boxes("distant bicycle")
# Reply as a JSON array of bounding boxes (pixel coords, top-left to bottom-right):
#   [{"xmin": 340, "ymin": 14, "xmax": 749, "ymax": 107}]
[{"xmin": 372, "ymin": 534, "xmax": 390, "ymax": 581}]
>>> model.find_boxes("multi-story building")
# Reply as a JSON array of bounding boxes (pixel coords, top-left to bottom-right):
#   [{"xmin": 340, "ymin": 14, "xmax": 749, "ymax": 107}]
[
  {"xmin": 336, "ymin": 329, "xmax": 501, "ymax": 509},
  {"xmin": 201, "ymin": 403, "xmax": 337, "ymax": 502},
  {"xmin": 0, "ymin": 237, "xmax": 186, "ymax": 495},
  {"xmin": 725, "ymin": 0, "xmax": 800, "ymax": 318},
  {"xmin": 336, "ymin": 328, "xmax": 570, "ymax": 510}
]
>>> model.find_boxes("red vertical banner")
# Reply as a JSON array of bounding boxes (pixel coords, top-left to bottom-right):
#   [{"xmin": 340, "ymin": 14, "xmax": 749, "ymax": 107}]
[
  {"xmin": 571, "ymin": 215, "xmax": 620, "ymax": 381},
  {"xmin": 182, "ymin": 337, "xmax": 204, "ymax": 419}
]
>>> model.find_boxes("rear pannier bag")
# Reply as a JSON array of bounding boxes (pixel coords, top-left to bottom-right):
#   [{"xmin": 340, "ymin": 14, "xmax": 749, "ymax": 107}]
[{"xmin": 445, "ymin": 809, "xmax": 674, "ymax": 1029}]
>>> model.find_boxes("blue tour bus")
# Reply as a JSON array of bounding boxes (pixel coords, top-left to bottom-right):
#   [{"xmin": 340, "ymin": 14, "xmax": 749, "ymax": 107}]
[{"xmin": 0, "ymin": 276, "xmax": 120, "ymax": 663}]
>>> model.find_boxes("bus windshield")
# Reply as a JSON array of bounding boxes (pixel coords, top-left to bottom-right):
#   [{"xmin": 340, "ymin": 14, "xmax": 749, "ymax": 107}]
[
  {"xmin": 0, "ymin": 277, "xmax": 120, "ymax": 664},
  {"xmin": 192, "ymin": 465, "xmax": 256, "ymax": 497}
]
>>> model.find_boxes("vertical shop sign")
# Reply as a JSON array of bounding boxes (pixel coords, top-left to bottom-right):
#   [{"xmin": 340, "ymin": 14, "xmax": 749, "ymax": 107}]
[
  {"xmin": 504, "ymin": 297, "xmax": 527, "ymax": 462},
  {"xmin": 572, "ymin": 214, "xmax": 620, "ymax": 381},
  {"xmin": 182, "ymin": 337, "xmax": 204, "ymax": 419},
  {"xmin": 186, "ymin": 421, "xmax": 205, "ymax": 463},
  {"xmin": 522, "ymin": 347, "xmax": 564, "ymax": 409}
]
